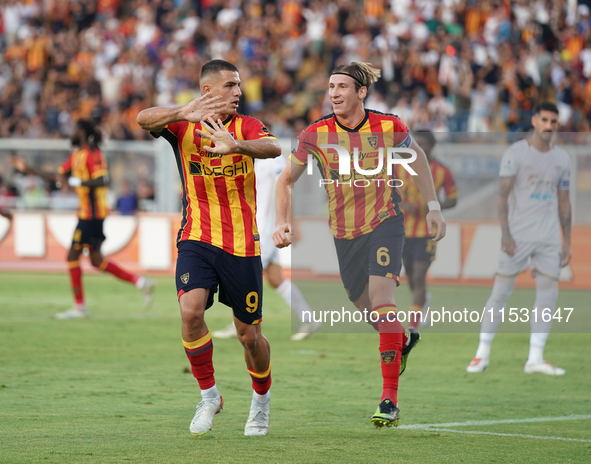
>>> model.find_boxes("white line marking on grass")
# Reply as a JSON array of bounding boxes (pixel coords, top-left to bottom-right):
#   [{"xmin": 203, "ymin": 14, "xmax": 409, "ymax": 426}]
[
  {"xmin": 291, "ymin": 350, "xmax": 318, "ymax": 355},
  {"xmin": 398, "ymin": 414, "xmax": 591, "ymax": 429},
  {"xmin": 0, "ymin": 313, "xmax": 177, "ymax": 323},
  {"xmin": 399, "ymin": 415, "xmax": 591, "ymax": 442},
  {"xmin": 409, "ymin": 427, "xmax": 591, "ymax": 443},
  {"xmin": 0, "ymin": 296, "xmax": 72, "ymax": 305}
]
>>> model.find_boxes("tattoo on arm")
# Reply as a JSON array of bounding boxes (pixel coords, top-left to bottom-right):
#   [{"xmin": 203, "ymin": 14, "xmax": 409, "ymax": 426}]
[
  {"xmin": 558, "ymin": 192, "xmax": 572, "ymax": 243},
  {"xmin": 560, "ymin": 212, "xmax": 571, "ymax": 241},
  {"xmin": 497, "ymin": 177, "xmax": 514, "ymax": 233}
]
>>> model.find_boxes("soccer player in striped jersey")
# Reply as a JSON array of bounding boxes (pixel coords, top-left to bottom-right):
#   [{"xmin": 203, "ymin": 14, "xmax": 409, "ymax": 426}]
[
  {"xmin": 10, "ymin": 120, "xmax": 155, "ymax": 319},
  {"xmin": 274, "ymin": 62, "xmax": 447, "ymax": 428},
  {"xmin": 396, "ymin": 130, "xmax": 457, "ymax": 328},
  {"xmin": 137, "ymin": 59, "xmax": 281, "ymax": 437},
  {"xmin": 212, "ymin": 155, "xmax": 321, "ymax": 341},
  {"xmin": 466, "ymin": 102, "xmax": 571, "ymax": 376}
]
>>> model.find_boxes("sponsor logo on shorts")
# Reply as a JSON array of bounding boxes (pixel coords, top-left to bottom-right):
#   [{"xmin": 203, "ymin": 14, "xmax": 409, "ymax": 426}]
[
  {"xmin": 380, "ymin": 350, "xmax": 397, "ymax": 364},
  {"xmin": 180, "ymin": 273, "xmax": 190, "ymax": 284}
]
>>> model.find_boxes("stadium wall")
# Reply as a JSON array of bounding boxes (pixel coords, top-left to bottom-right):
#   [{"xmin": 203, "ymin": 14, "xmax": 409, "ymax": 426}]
[{"xmin": 0, "ymin": 213, "xmax": 589, "ymax": 290}]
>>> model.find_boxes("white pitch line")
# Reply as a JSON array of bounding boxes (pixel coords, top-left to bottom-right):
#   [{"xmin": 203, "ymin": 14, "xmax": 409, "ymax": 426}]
[
  {"xmin": 408, "ymin": 427, "xmax": 591, "ymax": 443},
  {"xmin": 398, "ymin": 414, "xmax": 591, "ymax": 430},
  {"xmin": 0, "ymin": 313, "xmax": 177, "ymax": 324}
]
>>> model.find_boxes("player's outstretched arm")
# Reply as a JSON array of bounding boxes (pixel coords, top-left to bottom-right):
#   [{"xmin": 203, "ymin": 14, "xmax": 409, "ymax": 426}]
[
  {"xmin": 408, "ymin": 138, "xmax": 446, "ymax": 241},
  {"xmin": 497, "ymin": 176, "xmax": 516, "ymax": 256},
  {"xmin": 558, "ymin": 189, "xmax": 571, "ymax": 266},
  {"xmin": 0, "ymin": 208, "xmax": 12, "ymax": 220},
  {"xmin": 9, "ymin": 155, "xmax": 58, "ymax": 183},
  {"xmin": 441, "ymin": 197, "xmax": 457, "ymax": 209},
  {"xmin": 69, "ymin": 175, "xmax": 109, "ymax": 188},
  {"xmin": 198, "ymin": 118, "xmax": 281, "ymax": 159},
  {"xmin": 273, "ymin": 161, "xmax": 306, "ymax": 248},
  {"xmin": 136, "ymin": 93, "xmax": 225, "ymax": 133}
]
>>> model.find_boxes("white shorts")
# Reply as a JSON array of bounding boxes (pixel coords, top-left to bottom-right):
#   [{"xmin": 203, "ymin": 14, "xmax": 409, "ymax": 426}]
[
  {"xmin": 497, "ymin": 241, "xmax": 562, "ymax": 280},
  {"xmin": 260, "ymin": 233, "xmax": 280, "ymax": 269}
]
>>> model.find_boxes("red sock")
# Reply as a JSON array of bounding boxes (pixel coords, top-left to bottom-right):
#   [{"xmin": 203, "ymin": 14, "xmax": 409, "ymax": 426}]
[
  {"xmin": 100, "ymin": 260, "xmax": 139, "ymax": 285},
  {"xmin": 68, "ymin": 260, "xmax": 85, "ymax": 306},
  {"xmin": 373, "ymin": 304, "xmax": 404, "ymax": 403},
  {"xmin": 248, "ymin": 363, "xmax": 272, "ymax": 395},
  {"xmin": 183, "ymin": 332, "xmax": 215, "ymax": 390}
]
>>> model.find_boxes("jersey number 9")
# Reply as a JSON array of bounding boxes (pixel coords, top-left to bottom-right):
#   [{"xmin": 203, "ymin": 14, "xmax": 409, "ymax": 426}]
[{"xmin": 246, "ymin": 291, "xmax": 259, "ymax": 313}]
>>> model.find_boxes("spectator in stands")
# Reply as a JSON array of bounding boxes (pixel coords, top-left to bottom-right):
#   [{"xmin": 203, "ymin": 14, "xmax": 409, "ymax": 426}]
[
  {"xmin": 116, "ymin": 179, "xmax": 138, "ymax": 215},
  {"xmin": 0, "ymin": 0, "xmax": 589, "ymax": 137}
]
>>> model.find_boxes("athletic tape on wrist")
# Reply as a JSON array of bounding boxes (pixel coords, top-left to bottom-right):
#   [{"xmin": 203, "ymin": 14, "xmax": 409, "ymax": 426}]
[{"xmin": 427, "ymin": 201, "xmax": 441, "ymax": 212}]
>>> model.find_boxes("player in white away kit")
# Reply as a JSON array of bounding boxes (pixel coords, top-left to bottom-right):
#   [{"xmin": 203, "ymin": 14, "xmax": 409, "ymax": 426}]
[
  {"xmin": 213, "ymin": 155, "xmax": 321, "ymax": 341},
  {"xmin": 467, "ymin": 102, "xmax": 571, "ymax": 376}
]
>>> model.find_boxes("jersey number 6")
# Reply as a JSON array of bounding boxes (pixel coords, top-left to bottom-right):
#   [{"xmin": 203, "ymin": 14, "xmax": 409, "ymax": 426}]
[{"xmin": 377, "ymin": 247, "xmax": 390, "ymax": 267}]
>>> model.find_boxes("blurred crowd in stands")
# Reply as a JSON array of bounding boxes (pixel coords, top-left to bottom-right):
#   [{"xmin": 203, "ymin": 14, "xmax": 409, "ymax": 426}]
[
  {"xmin": 1, "ymin": 0, "xmax": 591, "ymax": 212},
  {"xmin": 0, "ymin": 0, "xmax": 590, "ymax": 141}
]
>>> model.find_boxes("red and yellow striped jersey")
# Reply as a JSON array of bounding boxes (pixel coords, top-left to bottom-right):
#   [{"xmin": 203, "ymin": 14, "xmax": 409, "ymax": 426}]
[
  {"xmin": 58, "ymin": 147, "xmax": 109, "ymax": 220},
  {"xmin": 159, "ymin": 114, "xmax": 276, "ymax": 257},
  {"xmin": 291, "ymin": 109, "xmax": 410, "ymax": 239},
  {"xmin": 396, "ymin": 160, "xmax": 457, "ymax": 238}
]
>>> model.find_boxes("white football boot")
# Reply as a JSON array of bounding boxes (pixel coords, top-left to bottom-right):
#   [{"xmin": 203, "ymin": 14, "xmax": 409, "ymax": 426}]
[
  {"xmin": 291, "ymin": 320, "xmax": 322, "ymax": 341},
  {"xmin": 244, "ymin": 393, "xmax": 270, "ymax": 436},
  {"xmin": 212, "ymin": 322, "xmax": 238, "ymax": 339},
  {"xmin": 190, "ymin": 394, "xmax": 223, "ymax": 437},
  {"xmin": 524, "ymin": 361, "xmax": 565, "ymax": 376},
  {"xmin": 138, "ymin": 277, "xmax": 156, "ymax": 309},
  {"xmin": 466, "ymin": 357, "xmax": 489, "ymax": 373},
  {"xmin": 56, "ymin": 306, "xmax": 89, "ymax": 319}
]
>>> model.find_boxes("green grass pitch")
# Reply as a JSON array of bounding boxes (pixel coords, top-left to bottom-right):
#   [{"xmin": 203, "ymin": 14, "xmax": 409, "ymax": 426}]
[{"xmin": 1, "ymin": 272, "xmax": 590, "ymax": 463}]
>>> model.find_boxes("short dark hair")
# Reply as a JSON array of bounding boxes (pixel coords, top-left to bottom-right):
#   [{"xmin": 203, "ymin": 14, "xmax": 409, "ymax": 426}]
[
  {"xmin": 200, "ymin": 60, "xmax": 238, "ymax": 80},
  {"xmin": 533, "ymin": 101, "xmax": 559, "ymax": 115},
  {"xmin": 77, "ymin": 119, "xmax": 102, "ymax": 148},
  {"xmin": 413, "ymin": 129, "xmax": 436, "ymax": 148}
]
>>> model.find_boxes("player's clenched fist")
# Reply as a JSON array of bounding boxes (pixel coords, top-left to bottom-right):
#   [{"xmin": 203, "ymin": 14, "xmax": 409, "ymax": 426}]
[{"xmin": 273, "ymin": 222, "xmax": 292, "ymax": 248}]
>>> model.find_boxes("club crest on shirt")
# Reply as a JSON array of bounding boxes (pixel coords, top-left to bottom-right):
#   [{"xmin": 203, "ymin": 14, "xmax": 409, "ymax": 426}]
[
  {"xmin": 381, "ymin": 350, "xmax": 397, "ymax": 364},
  {"xmin": 368, "ymin": 136, "xmax": 378, "ymax": 148},
  {"xmin": 180, "ymin": 273, "xmax": 190, "ymax": 284}
]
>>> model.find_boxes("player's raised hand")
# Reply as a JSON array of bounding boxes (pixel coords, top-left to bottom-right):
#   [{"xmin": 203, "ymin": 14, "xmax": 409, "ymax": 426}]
[
  {"xmin": 427, "ymin": 210, "xmax": 446, "ymax": 241},
  {"xmin": 273, "ymin": 222, "xmax": 292, "ymax": 248},
  {"xmin": 197, "ymin": 118, "xmax": 238, "ymax": 155},
  {"xmin": 181, "ymin": 93, "xmax": 225, "ymax": 123},
  {"xmin": 8, "ymin": 155, "xmax": 29, "ymax": 174}
]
